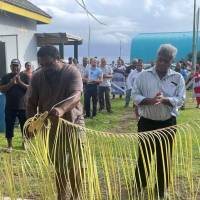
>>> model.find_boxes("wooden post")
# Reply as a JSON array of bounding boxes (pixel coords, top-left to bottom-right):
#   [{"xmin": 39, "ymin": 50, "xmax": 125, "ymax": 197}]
[
  {"xmin": 74, "ymin": 43, "xmax": 78, "ymax": 61},
  {"xmin": 59, "ymin": 43, "xmax": 64, "ymax": 59}
]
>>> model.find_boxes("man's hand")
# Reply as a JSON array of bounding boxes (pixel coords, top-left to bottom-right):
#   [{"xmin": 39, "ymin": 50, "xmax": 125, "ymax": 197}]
[
  {"xmin": 88, "ymin": 80, "xmax": 101, "ymax": 84},
  {"xmin": 15, "ymin": 75, "xmax": 29, "ymax": 89},
  {"xmin": 149, "ymin": 92, "xmax": 163, "ymax": 105},
  {"xmin": 103, "ymin": 74, "xmax": 112, "ymax": 78},
  {"xmin": 153, "ymin": 92, "xmax": 172, "ymax": 106},
  {"xmin": 88, "ymin": 80, "xmax": 96, "ymax": 84},
  {"xmin": 10, "ymin": 76, "xmax": 17, "ymax": 85},
  {"xmin": 152, "ymin": 92, "xmax": 163, "ymax": 105},
  {"xmin": 159, "ymin": 96, "xmax": 172, "ymax": 106},
  {"xmin": 49, "ymin": 107, "xmax": 65, "ymax": 118},
  {"xmin": 140, "ymin": 92, "xmax": 165, "ymax": 105},
  {"xmin": 16, "ymin": 75, "xmax": 23, "ymax": 85}
]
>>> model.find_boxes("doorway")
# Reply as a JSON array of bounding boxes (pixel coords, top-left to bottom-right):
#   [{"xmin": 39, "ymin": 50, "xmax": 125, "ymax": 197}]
[{"xmin": 0, "ymin": 41, "xmax": 6, "ymax": 78}]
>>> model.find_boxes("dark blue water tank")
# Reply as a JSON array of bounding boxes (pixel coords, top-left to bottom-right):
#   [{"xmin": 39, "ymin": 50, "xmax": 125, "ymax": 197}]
[
  {"xmin": 130, "ymin": 32, "xmax": 199, "ymax": 63},
  {"xmin": 0, "ymin": 93, "xmax": 5, "ymax": 132}
]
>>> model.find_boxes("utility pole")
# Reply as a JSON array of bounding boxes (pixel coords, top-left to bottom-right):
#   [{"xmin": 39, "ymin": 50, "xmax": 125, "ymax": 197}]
[
  {"xmin": 119, "ymin": 40, "xmax": 122, "ymax": 59},
  {"xmin": 196, "ymin": 8, "xmax": 200, "ymax": 65},
  {"xmin": 192, "ymin": 0, "xmax": 197, "ymax": 72}
]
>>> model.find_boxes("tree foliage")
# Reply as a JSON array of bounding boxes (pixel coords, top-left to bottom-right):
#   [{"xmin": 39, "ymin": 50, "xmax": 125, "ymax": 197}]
[{"xmin": 187, "ymin": 52, "xmax": 200, "ymax": 64}]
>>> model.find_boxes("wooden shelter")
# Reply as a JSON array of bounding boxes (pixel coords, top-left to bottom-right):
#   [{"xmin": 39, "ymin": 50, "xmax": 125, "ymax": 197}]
[{"xmin": 36, "ymin": 32, "xmax": 83, "ymax": 60}]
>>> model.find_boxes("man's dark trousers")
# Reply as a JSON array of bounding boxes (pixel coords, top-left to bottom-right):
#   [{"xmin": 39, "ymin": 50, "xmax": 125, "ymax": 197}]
[
  {"xmin": 135, "ymin": 116, "xmax": 176, "ymax": 196},
  {"xmin": 5, "ymin": 109, "xmax": 26, "ymax": 139},
  {"xmin": 98, "ymin": 86, "xmax": 111, "ymax": 112},
  {"xmin": 85, "ymin": 84, "xmax": 98, "ymax": 117}
]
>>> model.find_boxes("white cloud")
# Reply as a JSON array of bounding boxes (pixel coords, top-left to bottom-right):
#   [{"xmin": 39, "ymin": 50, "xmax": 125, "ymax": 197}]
[
  {"xmin": 97, "ymin": 0, "xmax": 123, "ymax": 6},
  {"xmin": 36, "ymin": 5, "xmax": 138, "ymax": 44},
  {"xmin": 144, "ymin": 0, "xmax": 153, "ymax": 11},
  {"xmin": 30, "ymin": 0, "xmax": 198, "ymax": 58}
]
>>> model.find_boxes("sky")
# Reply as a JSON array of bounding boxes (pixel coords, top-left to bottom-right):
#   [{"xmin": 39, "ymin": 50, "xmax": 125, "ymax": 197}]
[{"xmin": 31, "ymin": 0, "xmax": 198, "ymax": 62}]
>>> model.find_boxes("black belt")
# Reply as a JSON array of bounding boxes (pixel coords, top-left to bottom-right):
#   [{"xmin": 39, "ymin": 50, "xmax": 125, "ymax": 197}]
[
  {"xmin": 87, "ymin": 83, "xmax": 98, "ymax": 86},
  {"xmin": 140, "ymin": 116, "xmax": 176, "ymax": 124}
]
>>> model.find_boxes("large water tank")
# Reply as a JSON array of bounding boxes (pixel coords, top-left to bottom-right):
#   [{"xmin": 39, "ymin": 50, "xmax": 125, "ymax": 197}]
[
  {"xmin": 0, "ymin": 92, "xmax": 5, "ymax": 132},
  {"xmin": 130, "ymin": 32, "xmax": 199, "ymax": 63}
]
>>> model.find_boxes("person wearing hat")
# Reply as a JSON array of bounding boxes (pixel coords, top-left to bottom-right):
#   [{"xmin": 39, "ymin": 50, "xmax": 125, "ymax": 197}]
[{"xmin": 0, "ymin": 59, "xmax": 30, "ymax": 152}]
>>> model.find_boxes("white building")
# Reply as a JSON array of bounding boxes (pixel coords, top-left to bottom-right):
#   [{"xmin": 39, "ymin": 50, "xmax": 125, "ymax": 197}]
[{"xmin": 0, "ymin": 0, "xmax": 51, "ymax": 76}]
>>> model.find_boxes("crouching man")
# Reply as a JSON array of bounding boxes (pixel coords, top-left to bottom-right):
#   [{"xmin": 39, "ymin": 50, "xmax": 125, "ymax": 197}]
[{"xmin": 26, "ymin": 45, "xmax": 85, "ymax": 200}]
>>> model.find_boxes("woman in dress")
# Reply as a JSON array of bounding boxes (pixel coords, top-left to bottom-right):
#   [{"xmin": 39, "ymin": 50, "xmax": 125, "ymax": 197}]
[{"xmin": 111, "ymin": 59, "xmax": 126, "ymax": 99}]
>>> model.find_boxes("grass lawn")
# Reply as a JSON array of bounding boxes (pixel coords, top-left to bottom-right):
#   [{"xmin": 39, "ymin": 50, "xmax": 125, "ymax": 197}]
[
  {"xmin": 0, "ymin": 96, "xmax": 199, "ymax": 168},
  {"xmin": 0, "ymin": 95, "xmax": 200, "ymax": 199},
  {"xmin": 0, "ymin": 95, "xmax": 199, "ymax": 147}
]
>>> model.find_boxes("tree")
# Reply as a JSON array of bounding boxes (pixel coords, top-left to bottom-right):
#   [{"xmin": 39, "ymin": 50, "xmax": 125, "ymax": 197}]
[{"xmin": 187, "ymin": 52, "xmax": 200, "ymax": 64}]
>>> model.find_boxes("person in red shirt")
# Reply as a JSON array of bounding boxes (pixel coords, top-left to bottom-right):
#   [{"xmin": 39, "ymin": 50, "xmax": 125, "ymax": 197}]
[
  {"xmin": 23, "ymin": 62, "xmax": 33, "ymax": 80},
  {"xmin": 193, "ymin": 64, "xmax": 200, "ymax": 108}
]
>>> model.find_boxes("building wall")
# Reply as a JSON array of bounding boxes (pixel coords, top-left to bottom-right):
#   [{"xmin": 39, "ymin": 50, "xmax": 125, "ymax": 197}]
[
  {"xmin": 0, "ymin": 11, "xmax": 38, "ymax": 73},
  {"xmin": 130, "ymin": 32, "xmax": 197, "ymax": 63}
]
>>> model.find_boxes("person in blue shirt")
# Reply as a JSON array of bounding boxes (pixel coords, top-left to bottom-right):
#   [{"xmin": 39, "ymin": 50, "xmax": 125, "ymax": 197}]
[
  {"xmin": 175, "ymin": 62, "xmax": 188, "ymax": 81},
  {"xmin": 180, "ymin": 63, "xmax": 189, "ymax": 81},
  {"xmin": 84, "ymin": 58, "xmax": 103, "ymax": 118}
]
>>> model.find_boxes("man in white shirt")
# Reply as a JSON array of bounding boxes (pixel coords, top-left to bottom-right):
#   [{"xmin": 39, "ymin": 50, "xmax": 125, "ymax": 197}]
[
  {"xmin": 77, "ymin": 57, "xmax": 89, "ymax": 114},
  {"xmin": 99, "ymin": 58, "xmax": 113, "ymax": 112},
  {"xmin": 77, "ymin": 57, "xmax": 88, "ymax": 78},
  {"xmin": 132, "ymin": 44, "xmax": 185, "ymax": 199},
  {"xmin": 125, "ymin": 59, "xmax": 143, "ymax": 107}
]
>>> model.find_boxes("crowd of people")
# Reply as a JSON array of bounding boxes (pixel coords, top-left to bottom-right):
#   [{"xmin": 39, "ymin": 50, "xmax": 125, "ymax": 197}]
[
  {"xmin": 68, "ymin": 52, "xmax": 196, "ymax": 119},
  {"xmin": 0, "ymin": 50, "xmax": 148, "ymax": 151},
  {"xmin": 74, "ymin": 56, "xmax": 145, "ymax": 118},
  {"xmin": 0, "ymin": 43, "xmax": 199, "ymax": 200}
]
